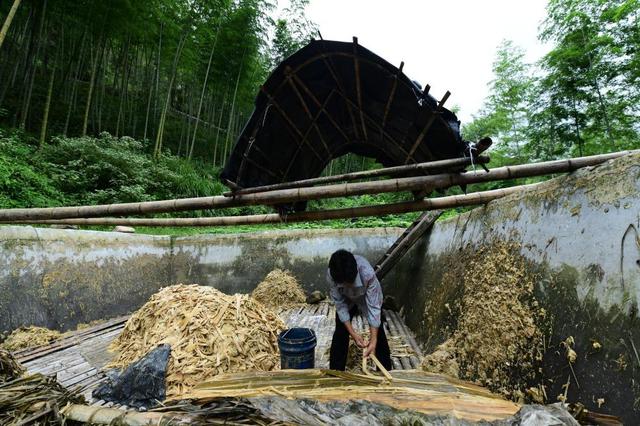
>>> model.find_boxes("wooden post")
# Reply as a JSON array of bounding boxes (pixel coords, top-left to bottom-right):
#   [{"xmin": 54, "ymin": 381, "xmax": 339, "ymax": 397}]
[{"xmin": 374, "ymin": 210, "xmax": 442, "ymax": 280}]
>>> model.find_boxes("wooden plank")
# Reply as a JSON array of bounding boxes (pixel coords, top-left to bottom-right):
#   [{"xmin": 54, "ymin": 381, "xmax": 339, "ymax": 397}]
[
  {"xmin": 62, "ymin": 368, "xmax": 99, "ymax": 388},
  {"xmin": 380, "ymin": 61, "xmax": 404, "ymax": 137},
  {"xmin": 16, "ymin": 319, "xmax": 127, "ymax": 363},
  {"xmin": 57, "ymin": 362, "xmax": 95, "ymax": 382},
  {"xmin": 375, "ymin": 210, "xmax": 442, "ymax": 280},
  {"xmin": 28, "ymin": 353, "xmax": 86, "ymax": 375},
  {"xmin": 389, "ymin": 310, "xmax": 423, "ymax": 357}
]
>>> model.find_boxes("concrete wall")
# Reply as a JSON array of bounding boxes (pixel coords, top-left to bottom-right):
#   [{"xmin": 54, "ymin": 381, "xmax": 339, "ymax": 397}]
[
  {"xmin": 0, "ymin": 226, "xmax": 400, "ymax": 334},
  {"xmin": 0, "ymin": 227, "xmax": 172, "ymax": 333},
  {"xmin": 387, "ymin": 153, "xmax": 640, "ymax": 421},
  {"xmin": 172, "ymin": 228, "xmax": 399, "ymax": 296}
]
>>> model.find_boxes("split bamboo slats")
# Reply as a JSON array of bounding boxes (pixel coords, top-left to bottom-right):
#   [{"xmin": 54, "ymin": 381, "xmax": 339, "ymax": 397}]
[{"xmin": 183, "ymin": 369, "xmax": 521, "ymax": 422}]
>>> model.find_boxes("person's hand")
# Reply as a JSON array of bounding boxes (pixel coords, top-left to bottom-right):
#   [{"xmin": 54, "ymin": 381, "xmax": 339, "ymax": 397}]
[
  {"xmin": 352, "ymin": 333, "xmax": 367, "ymax": 348},
  {"xmin": 363, "ymin": 338, "xmax": 377, "ymax": 357}
]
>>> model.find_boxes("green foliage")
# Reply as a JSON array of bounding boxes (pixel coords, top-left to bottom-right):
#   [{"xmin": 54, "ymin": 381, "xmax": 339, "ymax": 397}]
[
  {"xmin": 0, "ymin": 130, "xmax": 224, "ymax": 212},
  {"xmin": 0, "ymin": 129, "xmax": 65, "ymax": 208},
  {"xmin": 463, "ymin": 40, "xmax": 534, "ymax": 163},
  {"xmin": 0, "ymin": 129, "xmax": 420, "ymax": 231},
  {"xmin": 271, "ymin": 0, "xmax": 317, "ymax": 65},
  {"xmin": 466, "ymin": 0, "xmax": 640, "ymax": 167},
  {"xmin": 0, "ymin": 0, "xmax": 304, "ymax": 165}
]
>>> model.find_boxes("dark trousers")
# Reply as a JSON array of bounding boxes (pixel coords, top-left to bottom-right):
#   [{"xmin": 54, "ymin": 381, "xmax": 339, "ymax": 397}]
[{"xmin": 329, "ymin": 305, "xmax": 393, "ymax": 371}]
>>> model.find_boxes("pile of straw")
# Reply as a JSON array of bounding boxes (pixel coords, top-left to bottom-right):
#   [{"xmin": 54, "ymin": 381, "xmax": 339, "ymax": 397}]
[
  {"xmin": 0, "ymin": 373, "xmax": 85, "ymax": 425},
  {"xmin": 1, "ymin": 326, "xmax": 62, "ymax": 352},
  {"xmin": 251, "ymin": 269, "xmax": 306, "ymax": 310},
  {"xmin": 108, "ymin": 284, "xmax": 286, "ymax": 397},
  {"xmin": 0, "ymin": 350, "xmax": 24, "ymax": 383}
]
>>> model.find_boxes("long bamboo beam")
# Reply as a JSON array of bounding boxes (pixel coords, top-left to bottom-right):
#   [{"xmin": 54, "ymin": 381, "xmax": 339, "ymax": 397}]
[
  {"xmin": 61, "ymin": 404, "xmax": 195, "ymax": 425},
  {"xmin": 6, "ymin": 184, "xmax": 539, "ymax": 227},
  {"xmin": 223, "ymin": 155, "xmax": 491, "ymax": 196},
  {"xmin": 0, "ymin": 150, "xmax": 636, "ymax": 222}
]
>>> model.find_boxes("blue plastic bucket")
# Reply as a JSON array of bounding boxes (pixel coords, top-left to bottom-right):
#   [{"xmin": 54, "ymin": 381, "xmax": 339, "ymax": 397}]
[{"xmin": 278, "ymin": 327, "xmax": 317, "ymax": 369}]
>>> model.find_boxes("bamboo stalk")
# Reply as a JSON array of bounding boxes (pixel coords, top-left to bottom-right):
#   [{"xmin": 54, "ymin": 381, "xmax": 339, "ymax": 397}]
[
  {"xmin": 224, "ymin": 155, "xmax": 490, "ymax": 196},
  {"xmin": 60, "ymin": 404, "xmax": 195, "ymax": 425},
  {"xmin": 0, "ymin": 0, "xmax": 23, "ymax": 51},
  {"xmin": 0, "ymin": 150, "xmax": 636, "ymax": 222},
  {"xmin": 369, "ymin": 354, "xmax": 394, "ymax": 381},
  {"xmin": 5, "ymin": 184, "xmax": 537, "ymax": 226}
]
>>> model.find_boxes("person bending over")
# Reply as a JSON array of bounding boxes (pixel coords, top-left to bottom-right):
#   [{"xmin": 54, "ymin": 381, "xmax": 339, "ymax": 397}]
[{"xmin": 327, "ymin": 249, "xmax": 392, "ymax": 371}]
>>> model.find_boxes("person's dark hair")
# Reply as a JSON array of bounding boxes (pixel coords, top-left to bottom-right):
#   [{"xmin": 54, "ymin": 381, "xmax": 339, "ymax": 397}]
[{"xmin": 329, "ymin": 249, "xmax": 357, "ymax": 284}]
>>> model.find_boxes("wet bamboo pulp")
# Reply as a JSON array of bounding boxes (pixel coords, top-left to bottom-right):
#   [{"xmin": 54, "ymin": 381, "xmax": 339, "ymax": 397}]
[
  {"xmin": 0, "ymin": 150, "xmax": 636, "ymax": 222},
  {"xmin": 9, "ymin": 184, "xmax": 538, "ymax": 226}
]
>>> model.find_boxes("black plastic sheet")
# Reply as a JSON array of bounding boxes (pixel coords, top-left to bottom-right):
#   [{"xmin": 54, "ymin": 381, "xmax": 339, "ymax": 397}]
[
  {"xmin": 92, "ymin": 344, "xmax": 170, "ymax": 409},
  {"xmin": 246, "ymin": 397, "xmax": 580, "ymax": 426}
]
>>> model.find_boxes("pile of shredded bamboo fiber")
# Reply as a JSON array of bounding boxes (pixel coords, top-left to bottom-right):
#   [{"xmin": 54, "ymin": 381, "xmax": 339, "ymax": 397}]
[
  {"xmin": 420, "ymin": 240, "xmax": 543, "ymax": 399},
  {"xmin": 1, "ymin": 326, "xmax": 62, "ymax": 352},
  {"xmin": 251, "ymin": 269, "xmax": 306, "ymax": 310},
  {"xmin": 108, "ymin": 284, "xmax": 286, "ymax": 397},
  {"xmin": 0, "ymin": 350, "xmax": 24, "ymax": 383}
]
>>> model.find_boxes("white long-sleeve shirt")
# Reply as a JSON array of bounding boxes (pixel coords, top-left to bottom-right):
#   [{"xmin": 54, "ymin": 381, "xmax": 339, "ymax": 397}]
[{"xmin": 327, "ymin": 255, "xmax": 383, "ymax": 328}]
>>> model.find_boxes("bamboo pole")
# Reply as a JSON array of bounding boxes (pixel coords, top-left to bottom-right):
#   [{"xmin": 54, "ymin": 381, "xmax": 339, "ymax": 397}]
[
  {"xmin": 6, "ymin": 184, "xmax": 539, "ymax": 226},
  {"xmin": 0, "ymin": 0, "xmax": 22, "ymax": 50},
  {"xmin": 60, "ymin": 404, "xmax": 195, "ymax": 425},
  {"xmin": 224, "ymin": 155, "xmax": 491, "ymax": 196},
  {"xmin": 0, "ymin": 150, "xmax": 636, "ymax": 222}
]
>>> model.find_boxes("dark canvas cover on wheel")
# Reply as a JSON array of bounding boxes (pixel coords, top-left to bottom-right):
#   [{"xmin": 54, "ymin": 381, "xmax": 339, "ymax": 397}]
[{"xmin": 221, "ymin": 39, "xmax": 470, "ymax": 200}]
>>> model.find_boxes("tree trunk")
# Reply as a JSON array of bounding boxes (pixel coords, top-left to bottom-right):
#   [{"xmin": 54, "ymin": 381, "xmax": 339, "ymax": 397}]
[
  {"xmin": 0, "ymin": 0, "xmax": 22, "ymax": 50},
  {"xmin": 152, "ymin": 23, "xmax": 163, "ymax": 140},
  {"xmin": 96, "ymin": 45, "xmax": 107, "ymax": 133},
  {"xmin": 115, "ymin": 36, "xmax": 131, "ymax": 137},
  {"xmin": 571, "ymin": 96, "xmax": 584, "ymax": 157},
  {"xmin": 19, "ymin": 0, "xmax": 47, "ymax": 130},
  {"xmin": 222, "ymin": 51, "xmax": 245, "ymax": 163},
  {"xmin": 39, "ymin": 44, "xmax": 58, "ymax": 147},
  {"xmin": 0, "ymin": 5, "xmax": 30, "ymax": 109},
  {"xmin": 143, "ymin": 53, "xmax": 155, "ymax": 141},
  {"xmin": 154, "ymin": 29, "xmax": 188, "ymax": 159},
  {"xmin": 82, "ymin": 36, "xmax": 104, "ymax": 136},
  {"xmin": 213, "ymin": 89, "xmax": 227, "ymax": 167},
  {"xmin": 188, "ymin": 28, "xmax": 219, "ymax": 160},
  {"xmin": 63, "ymin": 31, "xmax": 87, "ymax": 135}
]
